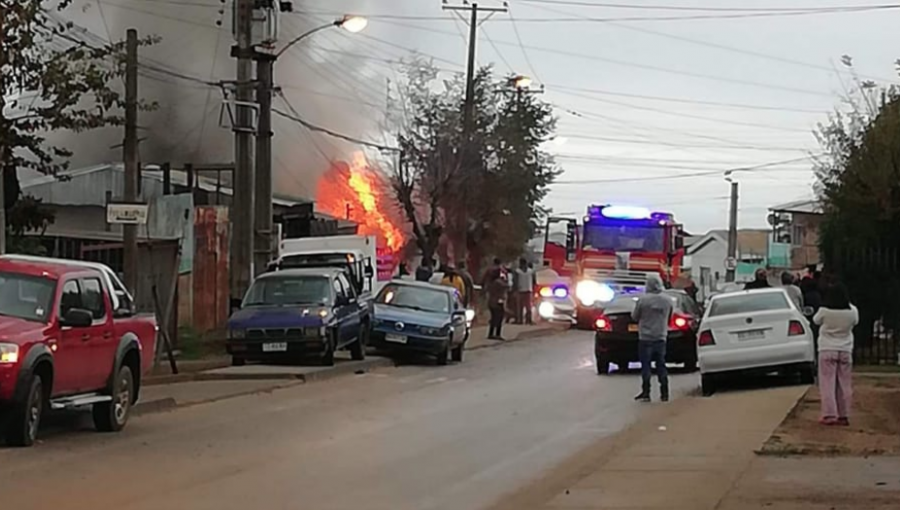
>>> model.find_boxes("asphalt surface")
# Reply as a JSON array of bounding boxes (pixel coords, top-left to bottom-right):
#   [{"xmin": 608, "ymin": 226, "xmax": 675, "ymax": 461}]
[{"xmin": 1, "ymin": 330, "xmax": 696, "ymax": 510}]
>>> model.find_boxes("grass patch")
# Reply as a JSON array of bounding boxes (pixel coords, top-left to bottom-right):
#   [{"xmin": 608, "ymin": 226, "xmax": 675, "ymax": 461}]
[{"xmin": 176, "ymin": 326, "xmax": 226, "ymax": 360}]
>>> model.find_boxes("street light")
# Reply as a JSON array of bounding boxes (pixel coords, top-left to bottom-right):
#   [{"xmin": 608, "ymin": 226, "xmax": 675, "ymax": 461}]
[
  {"xmin": 277, "ymin": 15, "xmax": 368, "ymax": 57},
  {"xmin": 511, "ymin": 75, "xmax": 533, "ymax": 90}
]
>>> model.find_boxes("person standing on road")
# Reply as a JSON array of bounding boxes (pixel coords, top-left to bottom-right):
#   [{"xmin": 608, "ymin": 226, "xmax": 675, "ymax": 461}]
[
  {"xmin": 457, "ymin": 260, "xmax": 475, "ymax": 307},
  {"xmin": 781, "ymin": 272, "xmax": 804, "ymax": 310},
  {"xmin": 632, "ymin": 274, "xmax": 673, "ymax": 402},
  {"xmin": 514, "ymin": 258, "xmax": 534, "ymax": 325},
  {"xmin": 743, "ymin": 268, "xmax": 770, "ymax": 290},
  {"xmin": 416, "ymin": 258, "xmax": 434, "ymax": 282},
  {"xmin": 486, "ymin": 268, "xmax": 508, "ymax": 340},
  {"xmin": 813, "ymin": 283, "xmax": 858, "ymax": 427}
]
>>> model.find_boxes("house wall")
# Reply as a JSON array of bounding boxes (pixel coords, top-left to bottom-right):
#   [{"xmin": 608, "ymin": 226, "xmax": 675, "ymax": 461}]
[
  {"xmin": 689, "ymin": 239, "xmax": 728, "ymax": 299},
  {"xmin": 791, "ymin": 213, "xmax": 822, "ymax": 269}
]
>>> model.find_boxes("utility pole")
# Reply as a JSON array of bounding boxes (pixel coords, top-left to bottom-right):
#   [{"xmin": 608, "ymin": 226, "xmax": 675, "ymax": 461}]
[
  {"xmin": 231, "ymin": 0, "xmax": 256, "ymax": 301},
  {"xmin": 442, "ymin": 1, "xmax": 506, "ymax": 262},
  {"xmin": 726, "ymin": 178, "xmax": 739, "ymax": 282},
  {"xmin": 123, "ymin": 28, "xmax": 139, "ymax": 294},
  {"xmin": 253, "ymin": 55, "xmax": 275, "ymax": 273}
]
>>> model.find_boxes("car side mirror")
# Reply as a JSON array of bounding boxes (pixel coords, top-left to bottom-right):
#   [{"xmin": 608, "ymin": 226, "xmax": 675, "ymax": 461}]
[{"xmin": 61, "ymin": 308, "xmax": 94, "ymax": 328}]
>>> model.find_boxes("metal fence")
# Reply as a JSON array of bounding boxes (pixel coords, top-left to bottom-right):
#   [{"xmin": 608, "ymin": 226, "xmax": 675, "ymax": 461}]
[{"xmin": 828, "ymin": 245, "xmax": 900, "ymax": 365}]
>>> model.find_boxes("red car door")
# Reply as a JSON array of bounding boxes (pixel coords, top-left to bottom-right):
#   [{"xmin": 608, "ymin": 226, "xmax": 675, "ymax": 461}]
[
  {"xmin": 55, "ymin": 279, "xmax": 92, "ymax": 395},
  {"xmin": 78, "ymin": 276, "xmax": 116, "ymax": 391}
]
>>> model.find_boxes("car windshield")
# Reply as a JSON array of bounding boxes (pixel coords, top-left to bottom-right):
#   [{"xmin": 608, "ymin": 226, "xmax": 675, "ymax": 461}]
[
  {"xmin": 583, "ymin": 224, "xmax": 665, "ymax": 252},
  {"xmin": 376, "ymin": 284, "xmax": 450, "ymax": 314},
  {"xmin": 243, "ymin": 276, "xmax": 331, "ymax": 306},
  {"xmin": 708, "ymin": 292, "xmax": 790, "ymax": 317},
  {"xmin": 0, "ymin": 272, "xmax": 56, "ymax": 323}
]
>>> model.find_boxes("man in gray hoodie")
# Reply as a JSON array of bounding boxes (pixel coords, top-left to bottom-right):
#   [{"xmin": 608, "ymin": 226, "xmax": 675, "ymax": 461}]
[{"xmin": 631, "ymin": 274, "xmax": 673, "ymax": 402}]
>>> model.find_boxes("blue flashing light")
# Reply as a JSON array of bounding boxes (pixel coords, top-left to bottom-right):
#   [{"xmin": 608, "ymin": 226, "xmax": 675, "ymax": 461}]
[
  {"xmin": 601, "ymin": 205, "xmax": 652, "ymax": 220},
  {"xmin": 553, "ymin": 286, "xmax": 568, "ymax": 298}
]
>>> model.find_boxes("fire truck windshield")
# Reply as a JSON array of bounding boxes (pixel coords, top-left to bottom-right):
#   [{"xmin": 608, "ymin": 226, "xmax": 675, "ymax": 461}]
[{"xmin": 583, "ymin": 223, "xmax": 665, "ymax": 252}]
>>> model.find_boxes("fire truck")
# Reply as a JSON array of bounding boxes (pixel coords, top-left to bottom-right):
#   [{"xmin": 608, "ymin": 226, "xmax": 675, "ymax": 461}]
[{"xmin": 541, "ymin": 204, "xmax": 686, "ymax": 328}]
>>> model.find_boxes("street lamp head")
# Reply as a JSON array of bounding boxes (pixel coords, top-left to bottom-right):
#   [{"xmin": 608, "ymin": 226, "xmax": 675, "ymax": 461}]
[
  {"xmin": 511, "ymin": 75, "xmax": 533, "ymax": 90},
  {"xmin": 337, "ymin": 15, "xmax": 368, "ymax": 33}
]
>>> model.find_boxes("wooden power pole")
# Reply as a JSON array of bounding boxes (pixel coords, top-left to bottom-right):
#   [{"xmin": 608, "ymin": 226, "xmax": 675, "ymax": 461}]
[{"xmin": 123, "ymin": 28, "xmax": 139, "ymax": 294}]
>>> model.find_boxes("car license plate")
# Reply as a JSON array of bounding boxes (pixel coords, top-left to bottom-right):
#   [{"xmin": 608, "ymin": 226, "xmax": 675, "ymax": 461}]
[
  {"xmin": 628, "ymin": 324, "xmax": 639, "ymax": 332},
  {"xmin": 737, "ymin": 330, "xmax": 766, "ymax": 341},
  {"xmin": 262, "ymin": 342, "xmax": 288, "ymax": 352},
  {"xmin": 385, "ymin": 334, "xmax": 408, "ymax": 344}
]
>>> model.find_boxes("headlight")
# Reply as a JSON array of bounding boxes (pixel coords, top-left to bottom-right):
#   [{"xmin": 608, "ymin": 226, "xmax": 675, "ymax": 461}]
[
  {"xmin": 229, "ymin": 328, "xmax": 246, "ymax": 340},
  {"xmin": 575, "ymin": 280, "xmax": 614, "ymax": 306},
  {"xmin": 538, "ymin": 301, "xmax": 555, "ymax": 318},
  {"xmin": 465, "ymin": 309, "xmax": 476, "ymax": 322},
  {"xmin": 0, "ymin": 343, "xmax": 20, "ymax": 364},
  {"xmin": 420, "ymin": 326, "xmax": 442, "ymax": 336}
]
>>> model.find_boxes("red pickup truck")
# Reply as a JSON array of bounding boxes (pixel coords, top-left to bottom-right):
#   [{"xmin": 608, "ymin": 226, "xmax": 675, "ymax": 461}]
[{"xmin": 0, "ymin": 256, "xmax": 157, "ymax": 446}]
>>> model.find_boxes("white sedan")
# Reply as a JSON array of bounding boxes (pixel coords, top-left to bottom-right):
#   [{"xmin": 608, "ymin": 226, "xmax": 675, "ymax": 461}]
[{"xmin": 697, "ymin": 288, "xmax": 816, "ymax": 396}]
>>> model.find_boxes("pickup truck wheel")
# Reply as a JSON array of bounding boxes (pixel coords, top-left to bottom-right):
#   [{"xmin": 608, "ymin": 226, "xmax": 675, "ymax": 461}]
[
  {"xmin": 5, "ymin": 375, "xmax": 44, "ymax": 447},
  {"xmin": 350, "ymin": 325, "xmax": 367, "ymax": 361},
  {"xmin": 321, "ymin": 333, "xmax": 336, "ymax": 367},
  {"xmin": 231, "ymin": 356, "xmax": 246, "ymax": 367},
  {"xmin": 436, "ymin": 342, "xmax": 450, "ymax": 366},
  {"xmin": 94, "ymin": 365, "xmax": 133, "ymax": 433}
]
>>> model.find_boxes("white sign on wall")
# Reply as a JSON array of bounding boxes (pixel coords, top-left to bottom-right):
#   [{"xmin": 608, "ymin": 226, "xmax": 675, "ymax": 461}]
[{"xmin": 106, "ymin": 203, "xmax": 149, "ymax": 225}]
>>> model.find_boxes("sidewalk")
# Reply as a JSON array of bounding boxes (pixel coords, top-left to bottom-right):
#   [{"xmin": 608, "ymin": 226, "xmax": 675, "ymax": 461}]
[
  {"xmin": 491, "ymin": 385, "xmax": 809, "ymax": 510},
  {"xmin": 137, "ymin": 322, "xmax": 564, "ymax": 414}
]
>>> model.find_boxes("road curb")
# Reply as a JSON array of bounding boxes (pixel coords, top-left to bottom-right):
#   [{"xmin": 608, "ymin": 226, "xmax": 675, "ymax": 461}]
[
  {"xmin": 755, "ymin": 385, "xmax": 812, "ymax": 456},
  {"xmin": 466, "ymin": 325, "xmax": 568, "ymax": 351}
]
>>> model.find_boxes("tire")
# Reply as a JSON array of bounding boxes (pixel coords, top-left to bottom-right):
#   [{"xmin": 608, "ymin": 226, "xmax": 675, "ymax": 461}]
[
  {"xmin": 94, "ymin": 365, "xmax": 134, "ymax": 433},
  {"xmin": 596, "ymin": 355, "xmax": 610, "ymax": 375},
  {"xmin": 321, "ymin": 333, "xmax": 336, "ymax": 367},
  {"xmin": 436, "ymin": 342, "xmax": 450, "ymax": 366},
  {"xmin": 231, "ymin": 356, "xmax": 246, "ymax": 367},
  {"xmin": 701, "ymin": 374, "xmax": 717, "ymax": 397},
  {"xmin": 350, "ymin": 325, "xmax": 368, "ymax": 361},
  {"xmin": 451, "ymin": 341, "xmax": 464, "ymax": 363},
  {"xmin": 799, "ymin": 364, "xmax": 815, "ymax": 385},
  {"xmin": 5, "ymin": 374, "xmax": 44, "ymax": 447}
]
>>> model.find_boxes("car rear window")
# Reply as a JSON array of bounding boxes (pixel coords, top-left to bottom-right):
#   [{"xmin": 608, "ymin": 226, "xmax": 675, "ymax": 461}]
[
  {"xmin": 603, "ymin": 293, "xmax": 677, "ymax": 315},
  {"xmin": 708, "ymin": 292, "xmax": 790, "ymax": 317}
]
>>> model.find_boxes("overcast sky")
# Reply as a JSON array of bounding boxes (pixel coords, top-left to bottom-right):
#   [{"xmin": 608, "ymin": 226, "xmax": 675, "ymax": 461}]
[{"xmin": 61, "ymin": 0, "xmax": 900, "ymax": 234}]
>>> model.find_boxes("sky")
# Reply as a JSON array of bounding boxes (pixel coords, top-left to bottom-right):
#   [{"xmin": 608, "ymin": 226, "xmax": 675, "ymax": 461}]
[{"xmin": 50, "ymin": 0, "xmax": 900, "ymax": 235}]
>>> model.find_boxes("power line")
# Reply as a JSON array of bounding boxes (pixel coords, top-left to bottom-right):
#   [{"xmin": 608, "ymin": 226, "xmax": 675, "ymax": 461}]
[
  {"xmin": 272, "ymin": 106, "xmax": 398, "ymax": 152},
  {"xmin": 519, "ymin": 1, "xmax": 900, "ymax": 13},
  {"xmin": 507, "ymin": 5, "xmax": 543, "ymax": 84}
]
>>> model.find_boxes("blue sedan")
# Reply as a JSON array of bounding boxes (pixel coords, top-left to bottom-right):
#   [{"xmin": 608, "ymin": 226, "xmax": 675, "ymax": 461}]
[{"xmin": 370, "ymin": 280, "xmax": 471, "ymax": 365}]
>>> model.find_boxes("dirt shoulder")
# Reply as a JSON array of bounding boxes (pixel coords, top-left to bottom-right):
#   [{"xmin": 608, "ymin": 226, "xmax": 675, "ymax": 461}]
[{"xmin": 761, "ymin": 375, "xmax": 900, "ymax": 456}]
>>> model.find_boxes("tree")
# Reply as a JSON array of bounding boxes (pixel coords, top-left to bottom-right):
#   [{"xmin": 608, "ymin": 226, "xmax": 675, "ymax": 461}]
[
  {"xmin": 387, "ymin": 58, "xmax": 560, "ymax": 270},
  {"xmin": 0, "ymin": 0, "xmax": 154, "ymax": 251},
  {"xmin": 814, "ymin": 62, "xmax": 900, "ymax": 337}
]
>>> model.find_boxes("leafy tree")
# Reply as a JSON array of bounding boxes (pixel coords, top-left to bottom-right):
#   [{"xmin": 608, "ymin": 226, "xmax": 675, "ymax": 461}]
[
  {"xmin": 0, "ymin": 0, "xmax": 155, "ymax": 250},
  {"xmin": 387, "ymin": 58, "xmax": 560, "ymax": 272},
  {"xmin": 814, "ymin": 63, "xmax": 900, "ymax": 337}
]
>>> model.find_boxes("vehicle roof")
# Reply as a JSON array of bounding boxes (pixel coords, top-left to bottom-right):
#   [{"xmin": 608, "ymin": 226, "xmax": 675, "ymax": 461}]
[
  {"xmin": 709, "ymin": 287, "xmax": 788, "ymax": 301},
  {"xmin": 0, "ymin": 255, "xmax": 102, "ymax": 279},
  {"xmin": 258, "ymin": 268, "xmax": 345, "ymax": 279},
  {"xmin": 280, "ymin": 249, "xmax": 363, "ymax": 256},
  {"xmin": 383, "ymin": 279, "xmax": 457, "ymax": 294}
]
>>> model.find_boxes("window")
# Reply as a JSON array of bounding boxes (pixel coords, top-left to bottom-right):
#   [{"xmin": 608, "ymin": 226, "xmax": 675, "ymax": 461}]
[
  {"xmin": 708, "ymin": 292, "xmax": 790, "ymax": 317},
  {"xmin": 59, "ymin": 280, "xmax": 83, "ymax": 318},
  {"xmin": 332, "ymin": 277, "xmax": 346, "ymax": 301},
  {"xmin": 792, "ymin": 224, "xmax": 805, "ymax": 247},
  {"xmin": 337, "ymin": 273, "xmax": 356, "ymax": 299},
  {"xmin": 81, "ymin": 278, "xmax": 106, "ymax": 320},
  {"xmin": 0, "ymin": 272, "xmax": 56, "ymax": 323},
  {"xmin": 376, "ymin": 284, "xmax": 451, "ymax": 314},
  {"xmin": 243, "ymin": 276, "xmax": 332, "ymax": 306},
  {"xmin": 583, "ymin": 224, "xmax": 665, "ymax": 252}
]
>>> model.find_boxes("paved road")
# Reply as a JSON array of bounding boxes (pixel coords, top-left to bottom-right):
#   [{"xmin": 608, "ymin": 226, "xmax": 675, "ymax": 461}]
[{"xmin": 1, "ymin": 330, "xmax": 695, "ymax": 510}]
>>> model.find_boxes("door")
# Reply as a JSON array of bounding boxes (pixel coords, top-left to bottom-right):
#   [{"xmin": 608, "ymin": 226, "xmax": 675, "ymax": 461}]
[
  {"xmin": 450, "ymin": 294, "xmax": 467, "ymax": 344},
  {"xmin": 331, "ymin": 277, "xmax": 351, "ymax": 347},
  {"xmin": 55, "ymin": 280, "xmax": 92, "ymax": 395},
  {"xmin": 79, "ymin": 276, "xmax": 116, "ymax": 390},
  {"xmin": 336, "ymin": 273, "xmax": 362, "ymax": 346}
]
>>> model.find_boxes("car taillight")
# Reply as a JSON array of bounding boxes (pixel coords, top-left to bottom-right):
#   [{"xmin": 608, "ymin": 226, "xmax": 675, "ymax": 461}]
[
  {"xmin": 788, "ymin": 320, "xmax": 805, "ymax": 336},
  {"xmin": 698, "ymin": 330, "xmax": 715, "ymax": 346},
  {"xmin": 670, "ymin": 313, "xmax": 691, "ymax": 331},
  {"xmin": 595, "ymin": 316, "xmax": 611, "ymax": 331}
]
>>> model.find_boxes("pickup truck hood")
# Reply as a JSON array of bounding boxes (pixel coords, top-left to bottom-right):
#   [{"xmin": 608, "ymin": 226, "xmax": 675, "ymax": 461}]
[
  {"xmin": 228, "ymin": 306, "xmax": 328, "ymax": 329},
  {"xmin": 0, "ymin": 316, "xmax": 49, "ymax": 343},
  {"xmin": 373, "ymin": 304, "xmax": 449, "ymax": 329}
]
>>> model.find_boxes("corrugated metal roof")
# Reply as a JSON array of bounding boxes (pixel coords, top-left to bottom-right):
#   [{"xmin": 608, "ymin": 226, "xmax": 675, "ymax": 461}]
[
  {"xmin": 21, "ymin": 164, "xmax": 312, "ymax": 208},
  {"xmin": 770, "ymin": 199, "xmax": 822, "ymax": 214}
]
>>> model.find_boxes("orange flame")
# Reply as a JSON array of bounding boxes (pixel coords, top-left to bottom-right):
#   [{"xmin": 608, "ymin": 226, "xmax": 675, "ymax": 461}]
[{"xmin": 316, "ymin": 152, "xmax": 406, "ymax": 254}]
